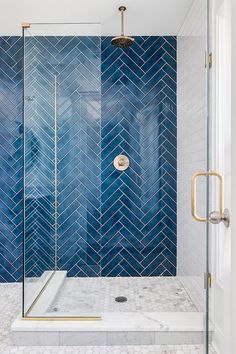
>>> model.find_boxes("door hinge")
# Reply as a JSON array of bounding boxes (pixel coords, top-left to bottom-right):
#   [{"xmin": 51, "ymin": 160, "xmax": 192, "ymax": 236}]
[
  {"xmin": 204, "ymin": 272, "xmax": 212, "ymax": 289},
  {"xmin": 205, "ymin": 52, "xmax": 212, "ymax": 68}
]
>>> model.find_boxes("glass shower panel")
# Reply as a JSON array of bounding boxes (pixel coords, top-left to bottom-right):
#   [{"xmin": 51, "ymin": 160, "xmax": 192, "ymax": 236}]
[{"xmin": 23, "ymin": 23, "xmax": 101, "ymax": 318}]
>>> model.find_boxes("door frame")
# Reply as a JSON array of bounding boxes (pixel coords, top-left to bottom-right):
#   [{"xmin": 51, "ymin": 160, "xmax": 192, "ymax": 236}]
[
  {"xmin": 210, "ymin": 0, "xmax": 231, "ymax": 352},
  {"xmin": 210, "ymin": 0, "xmax": 235, "ymax": 352},
  {"xmin": 230, "ymin": 0, "xmax": 236, "ymax": 352}
]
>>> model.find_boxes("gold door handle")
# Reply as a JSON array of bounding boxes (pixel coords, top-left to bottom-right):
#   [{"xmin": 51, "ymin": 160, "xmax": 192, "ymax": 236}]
[{"xmin": 191, "ymin": 171, "xmax": 224, "ymax": 222}]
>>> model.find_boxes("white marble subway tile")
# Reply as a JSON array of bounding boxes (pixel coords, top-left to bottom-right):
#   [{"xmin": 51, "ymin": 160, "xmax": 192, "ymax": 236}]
[
  {"xmin": 12, "ymin": 331, "xmax": 59, "ymax": 346},
  {"xmin": 59, "ymin": 331, "xmax": 107, "ymax": 346},
  {"xmin": 154, "ymin": 331, "xmax": 203, "ymax": 345},
  {"xmin": 107, "ymin": 331, "xmax": 155, "ymax": 345}
]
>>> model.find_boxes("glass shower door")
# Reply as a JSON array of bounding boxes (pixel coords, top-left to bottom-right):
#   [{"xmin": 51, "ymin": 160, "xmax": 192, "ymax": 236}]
[
  {"xmin": 177, "ymin": 0, "xmax": 211, "ymax": 352},
  {"xmin": 22, "ymin": 22, "xmax": 102, "ymax": 318}
]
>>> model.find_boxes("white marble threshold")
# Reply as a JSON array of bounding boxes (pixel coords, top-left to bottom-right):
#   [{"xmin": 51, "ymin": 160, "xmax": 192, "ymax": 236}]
[
  {"xmin": 12, "ymin": 312, "xmax": 205, "ymax": 332},
  {"xmin": 11, "ymin": 311, "xmax": 211, "ymax": 346}
]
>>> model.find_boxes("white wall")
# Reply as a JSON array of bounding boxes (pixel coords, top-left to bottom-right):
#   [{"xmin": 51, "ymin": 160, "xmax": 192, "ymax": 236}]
[
  {"xmin": 0, "ymin": 0, "xmax": 193, "ymax": 36},
  {"xmin": 177, "ymin": 0, "xmax": 207, "ymax": 277}
]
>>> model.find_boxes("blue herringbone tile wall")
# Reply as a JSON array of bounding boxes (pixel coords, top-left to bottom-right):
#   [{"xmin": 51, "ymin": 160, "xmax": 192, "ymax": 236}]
[
  {"xmin": 24, "ymin": 36, "xmax": 101, "ymax": 278},
  {"xmin": 0, "ymin": 37, "xmax": 23, "ymax": 282},
  {"xmin": 101, "ymin": 37, "xmax": 176, "ymax": 276},
  {"xmin": 0, "ymin": 35, "xmax": 176, "ymax": 281}
]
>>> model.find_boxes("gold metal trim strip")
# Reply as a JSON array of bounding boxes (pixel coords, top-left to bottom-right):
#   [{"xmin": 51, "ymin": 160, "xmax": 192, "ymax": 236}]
[
  {"xmin": 22, "ymin": 316, "xmax": 101, "ymax": 321},
  {"xmin": 24, "ymin": 271, "xmax": 56, "ymax": 317},
  {"xmin": 54, "ymin": 76, "xmax": 58, "ymax": 269}
]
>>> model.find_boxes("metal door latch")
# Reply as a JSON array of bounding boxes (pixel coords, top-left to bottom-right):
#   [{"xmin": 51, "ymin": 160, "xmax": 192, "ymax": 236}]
[{"xmin": 209, "ymin": 209, "xmax": 230, "ymax": 227}]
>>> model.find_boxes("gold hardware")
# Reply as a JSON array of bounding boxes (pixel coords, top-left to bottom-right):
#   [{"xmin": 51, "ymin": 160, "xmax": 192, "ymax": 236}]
[
  {"xmin": 113, "ymin": 155, "xmax": 129, "ymax": 171},
  {"xmin": 22, "ymin": 316, "xmax": 101, "ymax": 321},
  {"xmin": 191, "ymin": 171, "xmax": 224, "ymax": 222},
  {"xmin": 119, "ymin": 5, "xmax": 127, "ymax": 11},
  {"xmin": 204, "ymin": 272, "xmax": 212, "ymax": 289},
  {"xmin": 209, "ymin": 53, "xmax": 213, "ymax": 68},
  {"xmin": 205, "ymin": 52, "xmax": 212, "ymax": 68},
  {"xmin": 22, "ymin": 22, "xmax": 30, "ymax": 29},
  {"xmin": 119, "ymin": 6, "xmax": 126, "ymax": 36},
  {"xmin": 111, "ymin": 6, "xmax": 134, "ymax": 48},
  {"xmin": 24, "ymin": 271, "xmax": 56, "ymax": 317}
]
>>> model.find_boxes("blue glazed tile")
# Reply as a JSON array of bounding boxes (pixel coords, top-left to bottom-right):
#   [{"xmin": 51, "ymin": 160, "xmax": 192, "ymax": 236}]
[
  {"xmin": 102, "ymin": 244, "xmax": 123, "ymax": 265},
  {"xmin": 141, "ymin": 244, "xmax": 166, "ymax": 268},
  {"xmin": 120, "ymin": 205, "xmax": 144, "ymax": 230},
  {"xmin": 118, "ymin": 63, "xmax": 141, "ymax": 87},
  {"xmin": 120, "ymin": 227, "xmax": 144, "ymax": 249},
  {"xmin": 120, "ymin": 173, "xmax": 142, "ymax": 198},
  {"xmin": 162, "ymin": 258, "xmax": 176, "ymax": 275},
  {"xmin": 101, "ymin": 171, "xmax": 121, "ymax": 194},
  {"xmin": 102, "ymin": 254, "xmax": 122, "ymax": 275},
  {"xmin": 141, "ymin": 220, "xmax": 165, "ymax": 245},
  {"xmin": 162, "ymin": 52, "xmax": 176, "ymax": 71},
  {"xmin": 163, "ymin": 63, "xmax": 177, "ymax": 82},
  {"xmin": 101, "ymin": 199, "xmax": 122, "ymax": 224},
  {"xmin": 162, "ymin": 41, "xmax": 176, "ymax": 59},
  {"xmin": 141, "ymin": 47, "xmax": 166, "ymax": 72},
  {"xmin": 119, "ymin": 259, "xmax": 141, "ymax": 277},
  {"xmin": 120, "ymin": 86, "xmax": 144, "ymax": 110},
  {"xmin": 120, "ymin": 194, "xmax": 142, "ymax": 218},
  {"xmin": 141, "ymin": 37, "xmax": 165, "ymax": 61},
  {"xmin": 120, "ymin": 53, "xmax": 145, "ymax": 77},
  {"xmin": 162, "ymin": 173, "xmax": 176, "ymax": 192},
  {"xmin": 120, "ymin": 215, "xmax": 143, "ymax": 241},
  {"xmin": 162, "ymin": 237, "xmax": 176, "ymax": 255},
  {"xmin": 141, "ymin": 58, "xmax": 166, "ymax": 83},
  {"xmin": 100, "ymin": 222, "xmax": 123, "ymax": 246},
  {"xmin": 162, "ymin": 215, "xmax": 177, "ymax": 234},
  {"xmin": 141, "ymin": 36, "xmax": 162, "ymax": 50},
  {"xmin": 100, "ymin": 211, "xmax": 122, "ymax": 235},
  {"xmin": 163, "ymin": 85, "xmax": 176, "ymax": 105},
  {"xmin": 141, "ymin": 253, "xmax": 166, "ymax": 276},
  {"xmin": 120, "ymin": 183, "xmax": 142, "ymax": 208},
  {"xmin": 0, "ymin": 35, "xmax": 176, "ymax": 281},
  {"xmin": 141, "ymin": 210, "xmax": 165, "ymax": 234},
  {"xmin": 165, "ymin": 36, "xmax": 177, "ymax": 49}
]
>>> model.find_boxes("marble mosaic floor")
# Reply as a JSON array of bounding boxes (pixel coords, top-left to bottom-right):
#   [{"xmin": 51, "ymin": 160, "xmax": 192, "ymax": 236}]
[
  {"xmin": 0, "ymin": 284, "xmax": 217, "ymax": 354},
  {"xmin": 48, "ymin": 276, "xmax": 199, "ymax": 314}
]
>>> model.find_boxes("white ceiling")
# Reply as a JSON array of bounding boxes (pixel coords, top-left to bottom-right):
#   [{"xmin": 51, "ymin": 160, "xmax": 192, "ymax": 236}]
[{"xmin": 0, "ymin": 0, "xmax": 194, "ymax": 35}]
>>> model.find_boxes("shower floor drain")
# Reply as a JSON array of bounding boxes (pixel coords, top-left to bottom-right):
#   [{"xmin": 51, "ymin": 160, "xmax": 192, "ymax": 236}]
[{"xmin": 115, "ymin": 296, "xmax": 127, "ymax": 303}]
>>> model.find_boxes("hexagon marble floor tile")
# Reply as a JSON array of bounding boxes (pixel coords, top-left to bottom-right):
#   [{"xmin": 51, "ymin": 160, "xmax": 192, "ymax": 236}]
[{"xmin": 0, "ymin": 284, "xmax": 217, "ymax": 354}]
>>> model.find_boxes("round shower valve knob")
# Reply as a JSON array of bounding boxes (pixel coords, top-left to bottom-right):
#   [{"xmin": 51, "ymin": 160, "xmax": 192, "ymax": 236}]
[{"xmin": 113, "ymin": 155, "xmax": 129, "ymax": 171}]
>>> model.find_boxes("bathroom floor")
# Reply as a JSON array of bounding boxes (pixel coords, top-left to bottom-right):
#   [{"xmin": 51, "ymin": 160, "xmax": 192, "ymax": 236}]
[
  {"xmin": 1, "ymin": 284, "xmax": 216, "ymax": 353},
  {"xmin": 48, "ymin": 276, "xmax": 201, "ymax": 314}
]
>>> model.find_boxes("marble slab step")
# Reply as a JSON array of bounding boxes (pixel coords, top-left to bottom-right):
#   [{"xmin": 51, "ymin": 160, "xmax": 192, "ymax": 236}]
[{"xmin": 11, "ymin": 312, "xmax": 213, "ymax": 346}]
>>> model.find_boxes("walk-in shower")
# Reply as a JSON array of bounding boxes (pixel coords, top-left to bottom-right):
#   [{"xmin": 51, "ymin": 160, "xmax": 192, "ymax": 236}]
[{"xmin": 15, "ymin": 0, "xmax": 211, "ymax": 349}]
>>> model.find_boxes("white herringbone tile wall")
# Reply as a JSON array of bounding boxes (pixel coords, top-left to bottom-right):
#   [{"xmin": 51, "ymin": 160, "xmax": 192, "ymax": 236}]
[{"xmin": 177, "ymin": 0, "xmax": 207, "ymax": 277}]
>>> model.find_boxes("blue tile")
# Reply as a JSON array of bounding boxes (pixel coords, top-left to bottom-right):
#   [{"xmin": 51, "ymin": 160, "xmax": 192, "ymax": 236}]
[{"xmin": 0, "ymin": 35, "xmax": 177, "ymax": 281}]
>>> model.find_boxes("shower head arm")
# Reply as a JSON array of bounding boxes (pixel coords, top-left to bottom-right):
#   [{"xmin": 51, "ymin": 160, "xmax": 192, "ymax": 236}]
[
  {"xmin": 119, "ymin": 6, "xmax": 126, "ymax": 36},
  {"xmin": 111, "ymin": 5, "xmax": 134, "ymax": 48}
]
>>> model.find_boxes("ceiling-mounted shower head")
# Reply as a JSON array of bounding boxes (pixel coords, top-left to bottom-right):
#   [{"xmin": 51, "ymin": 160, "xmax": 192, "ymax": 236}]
[{"xmin": 111, "ymin": 6, "xmax": 134, "ymax": 48}]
